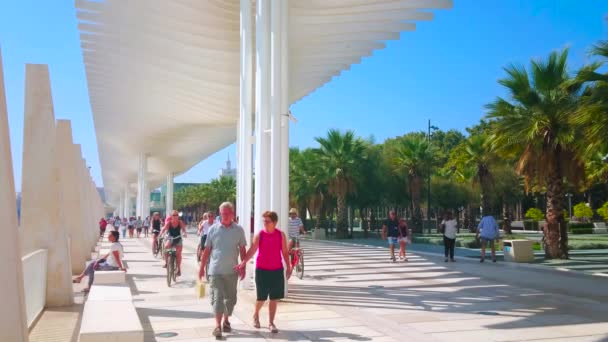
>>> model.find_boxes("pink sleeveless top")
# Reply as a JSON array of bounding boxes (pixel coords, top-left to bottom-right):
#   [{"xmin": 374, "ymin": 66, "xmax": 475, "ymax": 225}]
[{"xmin": 256, "ymin": 229, "xmax": 283, "ymax": 271}]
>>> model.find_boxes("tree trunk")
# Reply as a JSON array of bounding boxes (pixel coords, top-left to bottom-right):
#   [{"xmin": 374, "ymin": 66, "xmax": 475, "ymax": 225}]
[
  {"xmin": 479, "ymin": 172, "xmax": 491, "ymax": 215},
  {"xmin": 409, "ymin": 175, "xmax": 423, "ymax": 233},
  {"xmin": 336, "ymin": 192, "xmax": 348, "ymax": 238},
  {"xmin": 545, "ymin": 165, "xmax": 568, "ymax": 259},
  {"xmin": 502, "ymin": 203, "xmax": 512, "ymax": 235}
]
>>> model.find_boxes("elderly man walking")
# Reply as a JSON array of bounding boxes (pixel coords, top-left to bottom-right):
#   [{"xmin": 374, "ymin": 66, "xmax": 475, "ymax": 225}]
[{"xmin": 199, "ymin": 202, "xmax": 247, "ymax": 338}]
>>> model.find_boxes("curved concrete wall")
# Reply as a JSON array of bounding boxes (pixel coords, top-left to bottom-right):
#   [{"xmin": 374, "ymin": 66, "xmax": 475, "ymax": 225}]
[{"xmin": 22, "ymin": 249, "xmax": 48, "ymax": 328}]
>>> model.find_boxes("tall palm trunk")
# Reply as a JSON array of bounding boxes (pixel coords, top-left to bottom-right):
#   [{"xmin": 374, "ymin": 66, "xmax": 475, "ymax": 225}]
[
  {"xmin": 409, "ymin": 174, "xmax": 423, "ymax": 233},
  {"xmin": 336, "ymin": 191, "xmax": 348, "ymax": 238},
  {"xmin": 545, "ymin": 161, "xmax": 568, "ymax": 259},
  {"xmin": 479, "ymin": 169, "xmax": 492, "ymax": 215}
]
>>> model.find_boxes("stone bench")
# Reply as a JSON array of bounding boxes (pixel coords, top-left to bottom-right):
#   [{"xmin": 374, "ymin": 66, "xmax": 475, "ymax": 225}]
[
  {"xmin": 87, "ymin": 285, "xmax": 132, "ymax": 302},
  {"xmin": 511, "ymin": 221, "xmax": 524, "ymax": 229},
  {"xmin": 79, "ymin": 285, "xmax": 142, "ymax": 341},
  {"xmin": 93, "ymin": 271, "xmax": 126, "ymax": 285},
  {"xmin": 593, "ymin": 222, "xmax": 607, "ymax": 234},
  {"xmin": 79, "ymin": 300, "xmax": 143, "ymax": 342}
]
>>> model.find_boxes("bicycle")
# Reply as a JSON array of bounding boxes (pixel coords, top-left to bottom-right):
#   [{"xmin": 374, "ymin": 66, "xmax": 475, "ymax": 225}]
[
  {"xmin": 163, "ymin": 235, "xmax": 180, "ymax": 287},
  {"xmin": 152, "ymin": 234, "xmax": 163, "ymax": 258},
  {"xmin": 289, "ymin": 237, "xmax": 305, "ymax": 280}
]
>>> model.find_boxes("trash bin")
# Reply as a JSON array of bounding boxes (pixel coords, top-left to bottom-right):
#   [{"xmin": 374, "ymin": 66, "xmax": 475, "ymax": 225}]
[
  {"xmin": 312, "ymin": 229, "xmax": 326, "ymax": 240},
  {"xmin": 503, "ymin": 239, "xmax": 534, "ymax": 263}
]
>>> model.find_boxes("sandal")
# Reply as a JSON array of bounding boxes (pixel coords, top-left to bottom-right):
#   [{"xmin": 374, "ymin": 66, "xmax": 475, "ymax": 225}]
[
  {"xmin": 82, "ymin": 288, "xmax": 90, "ymax": 294},
  {"xmin": 269, "ymin": 323, "xmax": 279, "ymax": 334},
  {"xmin": 222, "ymin": 321, "xmax": 232, "ymax": 332},
  {"xmin": 212, "ymin": 327, "xmax": 222, "ymax": 337},
  {"xmin": 72, "ymin": 278, "xmax": 82, "ymax": 284},
  {"xmin": 253, "ymin": 315, "xmax": 261, "ymax": 329}
]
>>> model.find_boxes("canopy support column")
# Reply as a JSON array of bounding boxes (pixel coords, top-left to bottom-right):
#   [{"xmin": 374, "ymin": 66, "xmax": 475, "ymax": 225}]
[
  {"xmin": 254, "ymin": 0, "xmax": 271, "ymax": 235},
  {"xmin": 136, "ymin": 153, "xmax": 148, "ymax": 218},
  {"xmin": 166, "ymin": 173, "xmax": 174, "ymax": 215},
  {"xmin": 238, "ymin": 0, "xmax": 254, "ymax": 244}
]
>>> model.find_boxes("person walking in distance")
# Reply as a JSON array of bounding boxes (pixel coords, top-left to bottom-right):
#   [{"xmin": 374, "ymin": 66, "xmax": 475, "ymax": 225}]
[
  {"xmin": 199, "ymin": 202, "xmax": 247, "ymax": 338},
  {"xmin": 477, "ymin": 210, "xmax": 500, "ymax": 263},
  {"xmin": 136, "ymin": 216, "xmax": 143, "ymax": 238},
  {"xmin": 288, "ymin": 208, "xmax": 306, "ymax": 252},
  {"xmin": 397, "ymin": 218, "xmax": 409, "ymax": 262},
  {"xmin": 197, "ymin": 211, "xmax": 215, "ymax": 262},
  {"xmin": 381, "ymin": 210, "xmax": 400, "ymax": 262},
  {"xmin": 237, "ymin": 211, "xmax": 291, "ymax": 334},
  {"xmin": 119, "ymin": 217, "xmax": 128, "ymax": 238},
  {"xmin": 113, "ymin": 216, "xmax": 120, "ymax": 231},
  {"xmin": 441, "ymin": 211, "xmax": 458, "ymax": 262},
  {"xmin": 143, "ymin": 215, "xmax": 150, "ymax": 238},
  {"xmin": 99, "ymin": 217, "xmax": 107, "ymax": 239}
]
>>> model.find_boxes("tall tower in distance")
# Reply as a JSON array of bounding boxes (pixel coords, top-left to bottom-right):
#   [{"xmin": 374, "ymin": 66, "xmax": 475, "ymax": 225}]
[{"xmin": 218, "ymin": 153, "xmax": 237, "ymax": 179}]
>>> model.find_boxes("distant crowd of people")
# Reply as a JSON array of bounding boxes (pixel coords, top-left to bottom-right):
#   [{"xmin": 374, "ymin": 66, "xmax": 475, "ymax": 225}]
[{"xmin": 381, "ymin": 209, "xmax": 501, "ymax": 263}]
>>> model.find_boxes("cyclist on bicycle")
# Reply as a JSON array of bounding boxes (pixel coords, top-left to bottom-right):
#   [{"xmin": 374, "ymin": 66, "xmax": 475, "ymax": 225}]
[
  {"xmin": 150, "ymin": 212, "xmax": 163, "ymax": 252},
  {"xmin": 197, "ymin": 211, "xmax": 215, "ymax": 261},
  {"xmin": 160, "ymin": 210, "xmax": 187, "ymax": 276},
  {"xmin": 288, "ymin": 208, "xmax": 306, "ymax": 251}
]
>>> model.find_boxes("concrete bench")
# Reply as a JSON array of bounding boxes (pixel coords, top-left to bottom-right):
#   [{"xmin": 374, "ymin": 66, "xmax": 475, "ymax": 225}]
[
  {"xmin": 593, "ymin": 222, "xmax": 607, "ymax": 234},
  {"xmin": 79, "ymin": 301, "xmax": 143, "ymax": 342},
  {"xmin": 87, "ymin": 285, "xmax": 132, "ymax": 302},
  {"xmin": 511, "ymin": 221, "xmax": 524, "ymax": 229},
  {"xmin": 93, "ymin": 271, "xmax": 126, "ymax": 285}
]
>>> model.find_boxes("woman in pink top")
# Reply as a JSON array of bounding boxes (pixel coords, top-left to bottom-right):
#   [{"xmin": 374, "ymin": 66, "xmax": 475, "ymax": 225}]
[{"xmin": 237, "ymin": 211, "xmax": 291, "ymax": 333}]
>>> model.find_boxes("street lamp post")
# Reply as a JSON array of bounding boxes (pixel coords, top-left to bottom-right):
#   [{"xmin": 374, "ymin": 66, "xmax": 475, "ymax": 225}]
[
  {"xmin": 566, "ymin": 193, "xmax": 573, "ymax": 220},
  {"xmin": 427, "ymin": 119, "xmax": 438, "ymax": 233}
]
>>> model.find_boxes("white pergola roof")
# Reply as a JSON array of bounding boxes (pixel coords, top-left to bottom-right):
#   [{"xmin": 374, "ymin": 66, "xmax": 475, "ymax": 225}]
[{"xmin": 75, "ymin": 0, "xmax": 452, "ymax": 204}]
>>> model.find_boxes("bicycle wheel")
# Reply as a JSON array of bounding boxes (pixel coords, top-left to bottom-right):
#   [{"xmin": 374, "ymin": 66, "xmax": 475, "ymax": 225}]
[
  {"xmin": 296, "ymin": 250, "xmax": 304, "ymax": 279},
  {"xmin": 153, "ymin": 241, "xmax": 159, "ymax": 258},
  {"xmin": 166, "ymin": 253, "xmax": 174, "ymax": 287},
  {"xmin": 172, "ymin": 254, "xmax": 178, "ymax": 282}
]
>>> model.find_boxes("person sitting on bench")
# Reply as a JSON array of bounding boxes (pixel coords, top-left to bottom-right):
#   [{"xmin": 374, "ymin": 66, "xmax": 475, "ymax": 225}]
[{"xmin": 73, "ymin": 230, "xmax": 125, "ymax": 293}]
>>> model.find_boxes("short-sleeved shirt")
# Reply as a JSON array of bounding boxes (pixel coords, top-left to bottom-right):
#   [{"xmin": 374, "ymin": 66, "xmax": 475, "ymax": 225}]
[
  {"xmin": 205, "ymin": 222, "xmax": 247, "ymax": 275},
  {"xmin": 201, "ymin": 221, "xmax": 214, "ymax": 235},
  {"xmin": 478, "ymin": 216, "xmax": 499, "ymax": 240},
  {"xmin": 442, "ymin": 219, "xmax": 458, "ymax": 239},
  {"xmin": 136, "ymin": 219, "xmax": 143, "ymax": 227},
  {"xmin": 106, "ymin": 242, "xmax": 124, "ymax": 268},
  {"xmin": 288, "ymin": 217, "xmax": 303, "ymax": 238},
  {"xmin": 384, "ymin": 219, "xmax": 399, "ymax": 238}
]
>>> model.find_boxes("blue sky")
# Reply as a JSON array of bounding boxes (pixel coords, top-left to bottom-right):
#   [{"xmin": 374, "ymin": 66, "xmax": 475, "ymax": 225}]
[{"xmin": 1, "ymin": 1, "xmax": 607, "ymax": 190}]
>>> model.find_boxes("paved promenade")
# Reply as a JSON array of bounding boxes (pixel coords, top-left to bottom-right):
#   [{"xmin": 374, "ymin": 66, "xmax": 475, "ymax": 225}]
[{"xmin": 31, "ymin": 234, "xmax": 608, "ymax": 341}]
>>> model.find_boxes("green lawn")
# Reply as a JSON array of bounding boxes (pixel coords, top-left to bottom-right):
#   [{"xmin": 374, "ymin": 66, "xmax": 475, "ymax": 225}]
[{"xmin": 410, "ymin": 233, "xmax": 608, "ymax": 251}]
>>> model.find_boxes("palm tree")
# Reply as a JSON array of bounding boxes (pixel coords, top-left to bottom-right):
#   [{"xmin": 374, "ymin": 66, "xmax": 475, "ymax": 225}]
[
  {"xmin": 289, "ymin": 148, "xmax": 328, "ymax": 222},
  {"xmin": 487, "ymin": 48, "xmax": 585, "ymax": 259},
  {"xmin": 314, "ymin": 129, "xmax": 368, "ymax": 238},
  {"xmin": 391, "ymin": 135, "xmax": 438, "ymax": 233},
  {"xmin": 574, "ymin": 41, "xmax": 608, "ymax": 148},
  {"xmin": 449, "ymin": 134, "xmax": 496, "ymax": 214}
]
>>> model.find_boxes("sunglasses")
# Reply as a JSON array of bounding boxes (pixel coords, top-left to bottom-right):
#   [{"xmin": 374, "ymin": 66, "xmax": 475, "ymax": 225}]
[
  {"xmin": 263, "ymin": 219, "xmax": 273, "ymax": 223},
  {"xmin": 172, "ymin": 214, "xmax": 179, "ymax": 217}
]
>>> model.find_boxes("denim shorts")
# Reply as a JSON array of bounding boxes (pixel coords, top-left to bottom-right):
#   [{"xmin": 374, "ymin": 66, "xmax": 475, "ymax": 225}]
[{"xmin": 387, "ymin": 237, "xmax": 398, "ymax": 245}]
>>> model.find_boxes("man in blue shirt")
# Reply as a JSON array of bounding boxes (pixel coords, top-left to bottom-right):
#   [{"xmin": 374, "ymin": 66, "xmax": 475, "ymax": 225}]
[{"xmin": 477, "ymin": 212, "xmax": 500, "ymax": 263}]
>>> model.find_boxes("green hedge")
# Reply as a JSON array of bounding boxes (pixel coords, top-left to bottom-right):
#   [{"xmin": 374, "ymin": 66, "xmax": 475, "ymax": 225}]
[
  {"xmin": 568, "ymin": 223, "xmax": 594, "ymax": 229},
  {"xmin": 570, "ymin": 228, "xmax": 593, "ymax": 234}
]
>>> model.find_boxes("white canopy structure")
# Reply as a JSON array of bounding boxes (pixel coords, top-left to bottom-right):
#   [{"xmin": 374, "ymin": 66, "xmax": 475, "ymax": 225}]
[{"xmin": 76, "ymin": 0, "xmax": 452, "ymax": 225}]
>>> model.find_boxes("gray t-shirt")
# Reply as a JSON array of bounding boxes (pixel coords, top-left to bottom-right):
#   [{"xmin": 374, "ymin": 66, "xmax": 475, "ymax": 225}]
[{"xmin": 205, "ymin": 222, "xmax": 247, "ymax": 275}]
